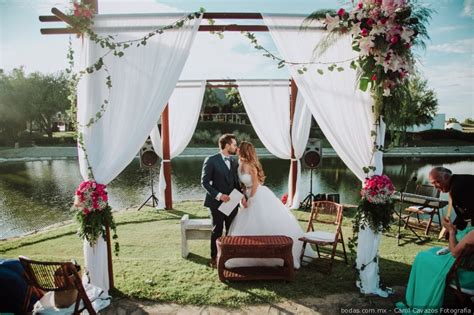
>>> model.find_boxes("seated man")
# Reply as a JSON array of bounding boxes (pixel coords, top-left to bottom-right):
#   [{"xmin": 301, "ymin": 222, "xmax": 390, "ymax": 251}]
[
  {"xmin": 396, "ymin": 218, "xmax": 474, "ymax": 313},
  {"xmin": 0, "ymin": 258, "xmax": 37, "ymax": 313}
]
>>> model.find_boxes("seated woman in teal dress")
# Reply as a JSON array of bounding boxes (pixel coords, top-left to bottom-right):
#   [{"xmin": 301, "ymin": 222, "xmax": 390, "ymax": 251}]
[{"xmin": 396, "ymin": 217, "xmax": 474, "ymax": 313}]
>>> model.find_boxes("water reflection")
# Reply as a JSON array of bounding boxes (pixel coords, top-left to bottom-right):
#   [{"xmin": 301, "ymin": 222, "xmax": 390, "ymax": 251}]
[{"xmin": 0, "ymin": 156, "xmax": 472, "ymax": 239}]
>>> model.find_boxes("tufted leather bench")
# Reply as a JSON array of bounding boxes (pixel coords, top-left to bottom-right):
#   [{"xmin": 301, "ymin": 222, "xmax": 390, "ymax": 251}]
[{"xmin": 216, "ymin": 235, "xmax": 295, "ymax": 282}]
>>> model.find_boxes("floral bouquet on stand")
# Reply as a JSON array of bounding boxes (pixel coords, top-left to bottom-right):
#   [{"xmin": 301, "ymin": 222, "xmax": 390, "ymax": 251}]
[
  {"xmin": 357, "ymin": 174, "xmax": 396, "ymax": 232},
  {"xmin": 73, "ymin": 180, "xmax": 119, "ymax": 255},
  {"xmin": 349, "ymin": 174, "xmax": 396, "ymax": 257}
]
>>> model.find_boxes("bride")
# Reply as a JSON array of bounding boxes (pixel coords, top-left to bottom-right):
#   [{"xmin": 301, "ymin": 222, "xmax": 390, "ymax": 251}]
[{"xmin": 226, "ymin": 141, "xmax": 314, "ymax": 269}]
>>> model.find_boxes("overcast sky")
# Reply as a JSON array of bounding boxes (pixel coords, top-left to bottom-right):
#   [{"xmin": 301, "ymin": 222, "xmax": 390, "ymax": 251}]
[{"xmin": 1, "ymin": 0, "xmax": 473, "ymax": 121}]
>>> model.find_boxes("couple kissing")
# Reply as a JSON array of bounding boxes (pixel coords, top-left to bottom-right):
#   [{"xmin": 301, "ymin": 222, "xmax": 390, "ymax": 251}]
[{"xmin": 201, "ymin": 134, "xmax": 314, "ymax": 269}]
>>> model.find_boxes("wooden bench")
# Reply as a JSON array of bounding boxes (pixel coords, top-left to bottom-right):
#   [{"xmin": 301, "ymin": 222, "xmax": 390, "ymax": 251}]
[
  {"xmin": 181, "ymin": 214, "xmax": 212, "ymax": 258},
  {"xmin": 217, "ymin": 235, "xmax": 295, "ymax": 282}
]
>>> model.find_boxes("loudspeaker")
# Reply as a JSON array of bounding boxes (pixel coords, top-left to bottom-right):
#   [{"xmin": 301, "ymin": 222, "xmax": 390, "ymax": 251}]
[
  {"xmin": 140, "ymin": 137, "xmax": 159, "ymax": 169},
  {"xmin": 302, "ymin": 138, "xmax": 322, "ymax": 169}
]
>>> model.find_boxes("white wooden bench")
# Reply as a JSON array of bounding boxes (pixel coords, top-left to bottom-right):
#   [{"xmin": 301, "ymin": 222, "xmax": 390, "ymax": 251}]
[{"xmin": 181, "ymin": 214, "xmax": 212, "ymax": 258}]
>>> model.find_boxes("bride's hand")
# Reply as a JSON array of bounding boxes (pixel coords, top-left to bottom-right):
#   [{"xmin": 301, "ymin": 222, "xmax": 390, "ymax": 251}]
[{"xmin": 241, "ymin": 198, "xmax": 248, "ymax": 208}]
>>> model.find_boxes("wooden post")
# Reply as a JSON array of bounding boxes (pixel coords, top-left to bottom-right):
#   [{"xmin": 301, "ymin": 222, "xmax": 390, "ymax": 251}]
[
  {"xmin": 162, "ymin": 104, "xmax": 173, "ymax": 209},
  {"xmin": 105, "ymin": 221, "xmax": 114, "ymax": 290},
  {"xmin": 289, "ymin": 79, "xmax": 298, "ymax": 206}
]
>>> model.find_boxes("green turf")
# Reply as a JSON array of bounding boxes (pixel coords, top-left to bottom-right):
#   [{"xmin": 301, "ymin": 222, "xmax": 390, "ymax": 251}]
[{"xmin": 0, "ymin": 201, "xmax": 445, "ymax": 307}]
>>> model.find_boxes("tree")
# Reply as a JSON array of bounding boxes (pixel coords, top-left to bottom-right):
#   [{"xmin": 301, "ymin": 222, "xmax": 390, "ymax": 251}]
[
  {"xmin": 383, "ymin": 75, "xmax": 438, "ymax": 145},
  {"xmin": 0, "ymin": 68, "xmax": 31, "ymax": 142},
  {"xmin": 225, "ymin": 87, "xmax": 244, "ymax": 113},
  {"xmin": 0, "ymin": 69, "xmax": 70, "ymax": 142},
  {"xmin": 27, "ymin": 72, "xmax": 69, "ymax": 138}
]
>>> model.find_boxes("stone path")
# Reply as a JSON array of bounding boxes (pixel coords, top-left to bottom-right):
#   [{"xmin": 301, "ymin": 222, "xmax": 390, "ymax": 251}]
[{"xmin": 100, "ymin": 286, "xmax": 406, "ymax": 315}]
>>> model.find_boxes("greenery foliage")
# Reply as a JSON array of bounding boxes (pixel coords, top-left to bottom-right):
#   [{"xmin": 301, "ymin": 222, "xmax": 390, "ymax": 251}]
[
  {"xmin": 0, "ymin": 68, "xmax": 69, "ymax": 142},
  {"xmin": 383, "ymin": 75, "xmax": 438, "ymax": 145},
  {"xmin": 75, "ymin": 204, "xmax": 119, "ymax": 255}
]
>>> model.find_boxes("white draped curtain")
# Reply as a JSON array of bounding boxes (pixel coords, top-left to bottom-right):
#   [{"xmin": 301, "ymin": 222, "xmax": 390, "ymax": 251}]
[
  {"xmin": 263, "ymin": 14, "xmax": 387, "ymax": 296},
  {"xmin": 149, "ymin": 81, "xmax": 206, "ymax": 209},
  {"xmin": 262, "ymin": 14, "xmax": 382, "ymax": 182},
  {"xmin": 237, "ymin": 80, "xmax": 311, "ymax": 208},
  {"xmin": 77, "ymin": 13, "xmax": 202, "ymax": 291}
]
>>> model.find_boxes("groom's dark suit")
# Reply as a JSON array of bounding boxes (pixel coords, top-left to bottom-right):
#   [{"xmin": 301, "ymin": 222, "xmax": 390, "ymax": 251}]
[{"xmin": 201, "ymin": 153, "xmax": 241, "ymax": 258}]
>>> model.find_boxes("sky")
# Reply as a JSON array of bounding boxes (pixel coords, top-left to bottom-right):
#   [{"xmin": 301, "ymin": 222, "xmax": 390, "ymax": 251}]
[{"xmin": 0, "ymin": 0, "xmax": 473, "ymax": 121}]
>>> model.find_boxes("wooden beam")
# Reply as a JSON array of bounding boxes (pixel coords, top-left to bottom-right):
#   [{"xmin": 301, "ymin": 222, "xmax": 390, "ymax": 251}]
[
  {"xmin": 40, "ymin": 24, "xmax": 269, "ymax": 35},
  {"xmin": 51, "ymin": 7, "xmax": 75, "ymax": 27},
  {"xmin": 161, "ymin": 104, "xmax": 173, "ymax": 210},
  {"xmin": 39, "ymin": 12, "xmax": 263, "ymax": 22},
  {"xmin": 289, "ymin": 79, "xmax": 298, "ymax": 206},
  {"xmin": 203, "ymin": 12, "xmax": 263, "ymax": 19},
  {"xmin": 40, "ymin": 28, "xmax": 76, "ymax": 35}
]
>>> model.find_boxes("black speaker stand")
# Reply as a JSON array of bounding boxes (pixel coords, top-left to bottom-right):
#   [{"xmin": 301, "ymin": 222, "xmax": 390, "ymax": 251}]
[
  {"xmin": 300, "ymin": 168, "xmax": 317, "ymax": 210},
  {"xmin": 138, "ymin": 168, "xmax": 159, "ymax": 211}
]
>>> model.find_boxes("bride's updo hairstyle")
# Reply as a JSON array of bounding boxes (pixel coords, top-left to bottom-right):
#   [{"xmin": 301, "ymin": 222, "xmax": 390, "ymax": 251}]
[{"xmin": 239, "ymin": 141, "xmax": 265, "ymax": 184}]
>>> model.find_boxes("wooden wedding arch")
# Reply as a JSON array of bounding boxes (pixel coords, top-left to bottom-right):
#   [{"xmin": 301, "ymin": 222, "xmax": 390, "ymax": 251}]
[{"xmin": 39, "ymin": 0, "xmax": 311, "ymax": 289}]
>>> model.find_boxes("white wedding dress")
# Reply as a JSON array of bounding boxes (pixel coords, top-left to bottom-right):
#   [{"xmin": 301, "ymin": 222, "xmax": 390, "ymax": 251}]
[{"xmin": 226, "ymin": 167, "xmax": 314, "ymax": 269}]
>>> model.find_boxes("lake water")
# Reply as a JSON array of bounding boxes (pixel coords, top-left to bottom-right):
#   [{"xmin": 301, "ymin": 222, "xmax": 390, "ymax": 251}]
[{"xmin": 0, "ymin": 156, "xmax": 472, "ymax": 239}]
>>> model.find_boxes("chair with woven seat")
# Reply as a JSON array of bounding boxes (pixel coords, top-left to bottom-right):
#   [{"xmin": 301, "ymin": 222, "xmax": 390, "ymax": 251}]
[
  {"xmin": 445, "ymin": 244, "xmax": 474, "ymax": 307},
  {"xmin": 299, "ymin": 201, "xmax": 348, "ymax": 273},
  {"xmin": 403, "ymin": 184, "xmax": 442, "ymax": 235},
  {"xmin": 19, "ymin": 256, "xmax": 97, "ymax": 315}
]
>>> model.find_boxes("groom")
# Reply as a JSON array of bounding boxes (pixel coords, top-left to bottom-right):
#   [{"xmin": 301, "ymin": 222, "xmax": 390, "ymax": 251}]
[{"xmin": 201, "ymin": 134, "xmax": 243, "ymax": 268}]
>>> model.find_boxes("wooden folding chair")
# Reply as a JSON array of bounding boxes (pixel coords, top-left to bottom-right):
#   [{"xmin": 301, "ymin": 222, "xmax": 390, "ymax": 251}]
[
  {"xmin": 445, "ymin": 244, "xmax": 474, "ymax": 307},
  {"xmin": 19, "ymin": 256, "xmax": 96, "ymax": 315},
  {"xmin": 403, "ymin": 184, "xmax": 442, "ymax": 235},
  {"xmin": 299, "ymin": 201, "xmax": 348, "ymax": 273}
]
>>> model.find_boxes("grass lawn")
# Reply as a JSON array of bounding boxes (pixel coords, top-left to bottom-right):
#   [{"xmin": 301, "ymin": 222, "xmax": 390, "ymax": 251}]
[{"xmin": 0, "ymin": 201, "xmax": 446, "ymax": 307}]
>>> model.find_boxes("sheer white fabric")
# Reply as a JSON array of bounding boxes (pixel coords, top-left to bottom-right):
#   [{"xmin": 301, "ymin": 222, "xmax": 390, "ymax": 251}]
[
  {"xmin": 77, "ymin": 14, "xmax": 201, "ymax": 291},
  {"xmin": 289, "ymin": 94, "xmax": 312, "ymax": 208},
  {"xmin": 149, "ymin": 81, "xmax": 206, "ymax": 209},
  {"xmin": 263, "ymin": 14, "xmax": 380, "ymax": 182},
  {"xmin": 236, "ymin": 80, "xmax": 311, "ymax": 209},
  {"xmin": 263, "ymin": 14, "xmax": 387, "ymax": 296},
  {"xmin": 83, "ymin": 237, "xmax": 108, "ymax": 293},
  {"xmin": 355, "ymin": 117, "xmax": 388, "ymax": 297}
]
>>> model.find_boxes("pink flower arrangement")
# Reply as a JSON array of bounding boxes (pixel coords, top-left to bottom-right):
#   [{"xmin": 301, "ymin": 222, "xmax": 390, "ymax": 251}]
[
  {"xmin": 324, "ymin": 0, "xmax": 418, "ymax": 96},
  {"xmin": 73, "ymin": 180, "xmax": 108, "ymax": 215},
  {"xmin": 73, "ymin": 2, "xmax": 94, "ymax": 18},
  {"xmin": 360, "ymin": 175, "xmax": 395, "ymax": 204}
]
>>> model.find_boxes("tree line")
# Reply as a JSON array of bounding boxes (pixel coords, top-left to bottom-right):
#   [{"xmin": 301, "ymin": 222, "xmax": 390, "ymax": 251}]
[
  {"xmin": 0, "ymin": 68, "xmax": 69, "ymax": 144},
  {"xmin": 0, "ymin": 67, "xmax": 441, "ymax": 147}
]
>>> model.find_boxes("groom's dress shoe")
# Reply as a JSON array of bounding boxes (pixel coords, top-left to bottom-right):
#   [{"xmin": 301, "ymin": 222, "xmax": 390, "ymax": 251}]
[{"xmin": 208, "ymin": 257, "xmax": 217, "ymax": 268}]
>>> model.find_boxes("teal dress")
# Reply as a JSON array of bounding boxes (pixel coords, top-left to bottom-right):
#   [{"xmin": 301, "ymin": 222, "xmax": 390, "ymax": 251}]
[{"xmin": 396, "ymin": 227, "xmax": 474, "ymax": 314}]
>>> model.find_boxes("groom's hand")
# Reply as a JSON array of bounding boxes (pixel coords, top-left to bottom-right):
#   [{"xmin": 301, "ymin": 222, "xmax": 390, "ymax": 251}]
[{"xmin": 220, "ymin": 194, "xmax": 230, "ymax": 202}]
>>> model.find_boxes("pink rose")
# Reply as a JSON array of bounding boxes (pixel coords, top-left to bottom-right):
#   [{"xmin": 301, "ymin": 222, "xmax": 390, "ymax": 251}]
[
  {"xmin": 337, "ymin": 8, "xmax": 346, "ymax": 17},
  {"xmin": 390, "ymin": 35, "xmax": 399, "ymax": 44},
  {"xmin": 83, "ymin": 208, "xmax": 90, "ymax": 215},
  {"xmin": 357, "ymin": 2, "xmax": 363, "ymax": 9},
  {"xmin": 361, "ymin": 28, "xmax": 369, "ymax": 37},
  {"xmin": 367, "ymin": 19, "xmax": 375, "ymax": 27},
  {"xmin": 371, "ymin": 74, "xmax": 377, "ymax": 81}
]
